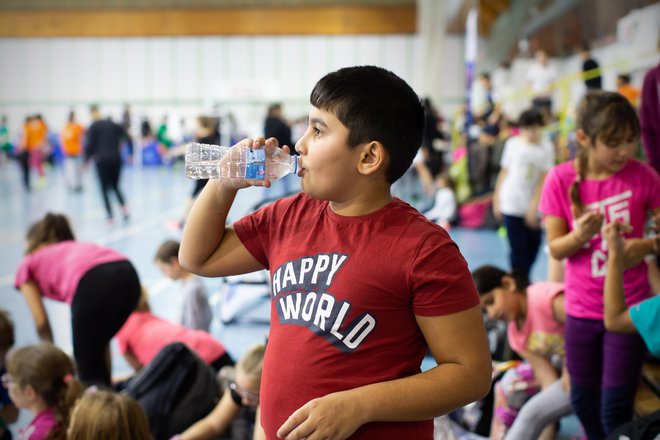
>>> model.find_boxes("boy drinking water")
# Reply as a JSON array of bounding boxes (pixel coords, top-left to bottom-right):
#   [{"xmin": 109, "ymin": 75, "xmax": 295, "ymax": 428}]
[{"xmin": 179, "ymin": 66, "xmax": 491, "ymax": 440}]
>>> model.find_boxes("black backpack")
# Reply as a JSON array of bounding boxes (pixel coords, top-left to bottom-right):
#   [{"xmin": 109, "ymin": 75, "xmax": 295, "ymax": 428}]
[
  {"xmin": 607, "ymin": 409, "xmax": 660, "ymax": 440},
  {"xmin": 124, "ymin": 342, "xmax": 220, "ymax": 440}
]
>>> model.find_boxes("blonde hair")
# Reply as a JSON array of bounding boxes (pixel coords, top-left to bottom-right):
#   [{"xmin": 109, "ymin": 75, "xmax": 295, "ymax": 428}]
[
  {"xmin": 135, "ymin": 285, "xmax": 151, "ymax": 312},
  {"xmin": 8, "ymin": 343, "xmax": 84, "ymax": 440},
  {"xmin": 571, "ymin": 91, "xmax": 640, "ymax": 210},
  {"xmin": 67, "ymin": 390, "xmax": 151, "ymax": 440},
  {"xmin": 237, "ymin": 344, "xmax": 266, "ymax": 381}
]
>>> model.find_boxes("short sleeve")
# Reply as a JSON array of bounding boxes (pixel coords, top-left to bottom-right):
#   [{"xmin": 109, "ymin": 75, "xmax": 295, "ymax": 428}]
[
  {"xmin": 499, "ymin": 138, "xmax": 513, "ymax": 169},
  {"xmin": 14, "ymin": 257, "xmax": 32, "ymax": 290},
  {"xmin": 233, "ymin": 203, "xmax": 278, "ymax": 269},
  {"xmin": 539, "ymin": 165, "xmax": 569, "ymax": 221},
  {"xmin": 540, "ymin": 140, "xmax": 555, "ymax": 172},
  {"xmin": 411, "ymin": 233, "xmax": 480, "ymax": 316},
  {"xmin": 629, "ymin": 296, "xmax": 660, "ymax": 358},
  {"xmin": 507, "ymin": 322, "xmax": 527, "ymax": 354}
]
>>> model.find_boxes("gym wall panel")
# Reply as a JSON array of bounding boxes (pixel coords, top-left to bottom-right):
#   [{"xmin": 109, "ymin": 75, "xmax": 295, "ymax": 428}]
[
  {"xmin": 302, "ymin": 36, "xmax": 332, "ymax": 99},
  {"xmin": 25, "ymin": 39, "xmax": 52, "ymax": 105},
  {"xmin": 149, "ymin": 39, "xmax": 174, "ymax": 101},
  {"xmin": 0, "ymin": 34, "xmax": 420, "ymax": 136},
  {"xmin": 199, "ymin": 37, "xmax": 224, "ymax": 106},
  {"xmin": 49, "ymin": 38, "xmax": 74, "ymax": 103},
  {"xmin": 97, "ymin": 39, "xmax": 124, "ymax": 102},
  {"xmin": 0, "ymin": 39, "xmax": 26, "ymax": 103},
  {"xmin": 123, "ymin": 39, "xmax": 150, "ymax": 102},
  {"xmin": 328, "ymin": 36, "xmax": 358, "ymax": 73},
  {"xmin": 354, "ymin": 37, "xmax": 382, "ymax": 68},
  {"xmin": 71, "ymin": 39, "xmax": 101, "ymax": 103},
  {"xmin": 172, "ymin": 38, "xmax": 199, "ymax": 101}
]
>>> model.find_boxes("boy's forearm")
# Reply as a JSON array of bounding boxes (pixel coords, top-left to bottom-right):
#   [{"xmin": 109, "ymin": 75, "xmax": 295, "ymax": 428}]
[
  {"xmin": 179, "ymin": 180, "xmax": 238, "ymax": 272},
  {"xmin": 352, "ymin": 361, "xmax": 490, "ymax": 424}
]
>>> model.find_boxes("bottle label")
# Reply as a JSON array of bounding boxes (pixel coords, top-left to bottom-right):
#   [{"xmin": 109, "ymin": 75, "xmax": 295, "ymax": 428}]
[{"xmin": 244, "ymin": 148, "xmax": 266, "ymax": 180}]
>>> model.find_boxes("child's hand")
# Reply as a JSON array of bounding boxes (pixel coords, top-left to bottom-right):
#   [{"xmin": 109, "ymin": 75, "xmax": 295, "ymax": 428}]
[
  {"xmin": 218, "ymin": 137, "xmax": 275, "ymax": 190},
  {"xmin": 571, "ymin": 206, "xmax": 604, "ymax": 243},
  {"xmin": 524, "ymin": 207, "xmax": 540, "ymax": 229},
  {"xmin": 602, "ymin": 222, "xmax": 631, "ymax": 255},
  {"xmin": 277, "ymin": 391, "xmax": 364, "ymax": 440}
]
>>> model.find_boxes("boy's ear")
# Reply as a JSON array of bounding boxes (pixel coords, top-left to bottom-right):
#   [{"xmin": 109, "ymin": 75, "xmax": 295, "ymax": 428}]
[
  {"xmin": 501, "ymin": 275, "xmax": 517, "ymax": 292},
  {"xmin": 357, "ymin": 141, "xmax": 387, "ymax": 176}
]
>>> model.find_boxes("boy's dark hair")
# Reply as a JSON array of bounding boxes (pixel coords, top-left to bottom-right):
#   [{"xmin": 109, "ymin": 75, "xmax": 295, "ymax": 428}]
[
  {"xmin": 310, "ymin": 65, "xmax": 424, "ymax": 183},
  {"xmin": 155, "ymin": 240, "xmax": 180, "ymax": 263},
  {"xmin": 518, "ymin": 109, "xmax": 544, "ymax": 128},
  {"xmin": 26, "ymin": 213, "xmax": 75, "ymax": 254},
  {"xmin": 471, "ymin": 265, "xmax": 530, "ymax": 295},
  {"xmin": 617, "ymin": 74, "xmax": 631, "ymax": 84},
  {"xmin": 571, "ymin": 91, "xmax": 640, "ymax": 210},
  {"xmin": 0, "ymin": 309, "xmax": 15, "ymax": 353}
]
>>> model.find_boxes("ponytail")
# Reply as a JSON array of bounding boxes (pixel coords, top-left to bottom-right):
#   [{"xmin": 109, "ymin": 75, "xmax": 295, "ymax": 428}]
[
  {"xmin": 26, "ymin": 213, "xmax": 75, "ymax": 254},
  {"xmin": 570, "ymin": 146, "xmax": 589, "ymax": 211},
  {"xmin": 8, "ymin": 343, "xmax": 84, "ymax": 440},
  {"xmin": 47, "ymin": 376, "xmax": 85, "ymax": 440}
]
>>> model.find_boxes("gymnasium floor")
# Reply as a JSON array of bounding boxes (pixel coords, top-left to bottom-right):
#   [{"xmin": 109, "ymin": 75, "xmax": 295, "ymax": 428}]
[{"xmin": 0, "ymin": 159, "xmax": 580, "ymax": 438}]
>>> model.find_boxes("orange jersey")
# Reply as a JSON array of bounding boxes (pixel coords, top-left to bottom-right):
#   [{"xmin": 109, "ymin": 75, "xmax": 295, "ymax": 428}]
[
  {"xmin": 618, "ymin": 84, "xmax": 640, "ymax": 107},
  {"xmin": 23, "ymin": 120, "xmax": 48, "ymax": 151},
  {"xmin": 61, "ymin": 122, "xmax": 84, "ymax": 155}
]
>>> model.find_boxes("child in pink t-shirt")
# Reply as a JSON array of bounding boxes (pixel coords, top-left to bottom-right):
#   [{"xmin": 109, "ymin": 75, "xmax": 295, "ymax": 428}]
[
  {"xmin": 6, "ymin": 343, "xmax": 84, "ymax": 440},
  {"xmin": 472, "ymin": 266, "xmax": 570, "ymax": 440},
  {"xmin": 114, "ymin": 289, "xmax": 233, "ymax": 373},
  {"xmin": 539, "ymin": 91, "xmax": 660, "ymax": 439}
]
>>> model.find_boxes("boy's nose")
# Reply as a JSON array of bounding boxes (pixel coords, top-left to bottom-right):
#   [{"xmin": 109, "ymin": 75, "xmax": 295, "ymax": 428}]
[{"xmin": 294, "ymin": 138, "xmax": 304, "ymax": 155}]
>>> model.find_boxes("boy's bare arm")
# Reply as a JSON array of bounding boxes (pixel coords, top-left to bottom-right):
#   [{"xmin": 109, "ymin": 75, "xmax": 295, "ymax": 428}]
[
  {"xmin": 179, "ymin": 138, "xmax": 268, "ymax": 278},
  {"xmin": 277, "ymin": 305, "xmax": 491, "ymax": 440}
]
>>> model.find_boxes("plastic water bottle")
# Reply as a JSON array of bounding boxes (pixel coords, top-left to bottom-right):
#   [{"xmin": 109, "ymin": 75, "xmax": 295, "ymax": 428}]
[{"xmin": 185, "ymin": 142, "xmax": 298, "ymax": 181}]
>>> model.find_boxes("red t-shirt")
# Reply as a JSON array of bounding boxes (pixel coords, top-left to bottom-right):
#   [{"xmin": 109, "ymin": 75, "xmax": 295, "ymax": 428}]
[{"xmin": 234, "ymin": 194, "xmax": 480, "ymax": 440}]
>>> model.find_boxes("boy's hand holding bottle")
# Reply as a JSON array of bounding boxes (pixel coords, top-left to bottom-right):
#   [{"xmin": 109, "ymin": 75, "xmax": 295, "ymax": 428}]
[{"xmin": 186, "ymin": 137, "xmax": 297, "ymax": 190}]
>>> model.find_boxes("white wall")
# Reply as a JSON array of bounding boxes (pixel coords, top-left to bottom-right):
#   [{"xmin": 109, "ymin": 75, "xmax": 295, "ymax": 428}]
[{"xmin": 0, "ymin": 35, "xmax": 429, "ymax": 143}]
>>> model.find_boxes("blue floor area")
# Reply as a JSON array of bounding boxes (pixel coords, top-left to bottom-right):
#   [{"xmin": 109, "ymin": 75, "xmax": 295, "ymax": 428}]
[{"xmin": 0, "ymin": 160, "xmax": 580, "ymax": 438}]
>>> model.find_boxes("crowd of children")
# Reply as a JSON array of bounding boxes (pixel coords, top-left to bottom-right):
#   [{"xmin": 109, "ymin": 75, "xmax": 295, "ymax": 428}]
[{"xmin": 2, "ymin": 62, "xmax": 659, "ymax": 440}]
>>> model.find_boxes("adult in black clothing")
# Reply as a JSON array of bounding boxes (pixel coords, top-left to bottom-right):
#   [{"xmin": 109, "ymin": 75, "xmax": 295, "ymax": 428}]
[
  {"xmin": 578, "ymin": 43, "xmax": 602, "ymax": 90},
  {"xmin": 264, "ymin": 103, "xmax": 294, "ymax": 154},
  {"xmin": 86, "ymin": 105, "xmax": 129, "ymax": 223}
]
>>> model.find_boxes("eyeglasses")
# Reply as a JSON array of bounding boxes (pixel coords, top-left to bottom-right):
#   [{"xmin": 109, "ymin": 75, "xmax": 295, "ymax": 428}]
[
  {"xmin": 229, "ymin": 381, "xmax": 260, "ymax": 405},
  {"xmin": 1, "ymin": 373, "xmax": 15, "ymax": 388}
]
